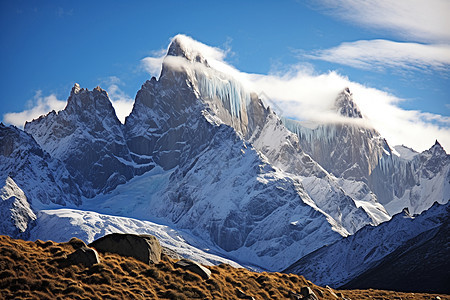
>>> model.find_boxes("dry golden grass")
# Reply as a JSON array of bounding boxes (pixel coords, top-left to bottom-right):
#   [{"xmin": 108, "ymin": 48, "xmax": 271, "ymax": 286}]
[{"xmin": 0, "ymin": 235, "xmax": 447, "ymax": 299}]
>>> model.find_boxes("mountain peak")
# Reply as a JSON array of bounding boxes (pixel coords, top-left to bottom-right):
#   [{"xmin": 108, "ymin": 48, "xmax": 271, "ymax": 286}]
[
  {"xmin": 166, "ymin": 34, "xmax": 209, "ymax": 66},
  {"xmin": 65, "ymin": 84, "xmax": 114, "ymax": 120},
  {"xmin": 429, "ymin": 140, "xmax": 446, "ymax": 155},
  {"xmin": 433, "ymin": 139, "xmax": 442, "ymax": 148},
  {"xmin": 335, "ymin": 88, "xmax": 363, "ymax": 119},
  {"xmin": 71, "ymin": 83, "xmax": 82, "ymax": 95}
]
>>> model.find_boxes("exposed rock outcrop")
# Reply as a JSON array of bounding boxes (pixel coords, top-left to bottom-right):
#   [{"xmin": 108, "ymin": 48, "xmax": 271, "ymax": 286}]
[
  {"xmin": 63, "ymin": 246, "xmax": 100, "ymax": 267},
  {"xmin": 89, "ymin": 233, "xmax": 161, "ymax": 265},
  {"xmin": 174, "ymin": 258, "xmax": 211, "ymax": 280}
]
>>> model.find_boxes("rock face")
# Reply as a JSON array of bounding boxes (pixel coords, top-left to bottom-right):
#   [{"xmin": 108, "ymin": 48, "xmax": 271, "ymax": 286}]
[
  {"xmin": 89, "ymin": 233, "xmax": 161, "ymax": 264},
  {"xmin": 174, "ymin": 258, "xmax": 211, "ymax": 280},
  {"xmin": 379, "ymin": 140, "xmax": 450, "ymax": 215},
  {"xmin": 0, "ymin": 123, "xmax": 81, "ymax": 206},
  {"xmin": 284, "ymin": 202, "xmax": 449, "ymax": 289},
  {"xmin": 64, "ymin": 246, "xmax": 100, "ymax": 267},
  {"xmin": 282, "ymin": 88, "xmax": 388, "ymax": 182},
  {"xmin": 0, "ymin": 177, "xmax": 36, "ymax": 239}
]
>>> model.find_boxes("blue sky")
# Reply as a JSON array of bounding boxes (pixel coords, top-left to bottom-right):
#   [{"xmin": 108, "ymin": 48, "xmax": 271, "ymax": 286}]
[{"xmin": 1, "ymin": 0, "xmax": 449, "ymax": 151}]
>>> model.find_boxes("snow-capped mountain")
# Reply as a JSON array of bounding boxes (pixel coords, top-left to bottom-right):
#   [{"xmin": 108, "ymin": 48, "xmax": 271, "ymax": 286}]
[
  {"xmin": 284, "ymin": 201, "xmax": 449, "ymax": 289},
  {"xmin": 1, "ymin": 34, "xmax": 449, "ymax": 274},
  {"xmin": 365, "ymin": 140, "xmax": 449, "ymax": 217},
  {"xmin": 121, "ymin": 35, "xmax": 379, "ymax": 269},
  {"xmin": 282, "ymin": 88, "xmax": 389, "ymax": 182},
  {"xmin": 0, "ymin": 123, "xmax": 80, "ymax": 238},
  {"xmin": 281, "ymin": 88, "xmax": 449, "ymax": 216},
  {"xmin": 29, "ymin": 207, "xmax": 243, "ymax": 268}
]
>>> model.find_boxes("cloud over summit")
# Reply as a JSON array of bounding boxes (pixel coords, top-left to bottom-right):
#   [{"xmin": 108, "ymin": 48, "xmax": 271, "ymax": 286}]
[{"xmin": 140, "ymin": 35, "xmax": 450, "ymax": 152}]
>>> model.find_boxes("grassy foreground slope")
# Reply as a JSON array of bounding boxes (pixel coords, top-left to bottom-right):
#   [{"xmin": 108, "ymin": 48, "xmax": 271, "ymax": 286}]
[{"xmin": 0, "ymin": 235, "xmax": 446, "ymax": 300}]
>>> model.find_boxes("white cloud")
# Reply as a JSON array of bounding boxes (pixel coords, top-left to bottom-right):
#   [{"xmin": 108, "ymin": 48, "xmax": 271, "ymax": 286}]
[
  {"xmin": 245, "ymin": 69, "xmax": 450, "ymax": 152},
  {"xmin": 141, "ymin": 55, "xmax": 165, "ymax": 78},
  {"xmin": 143, "ymin": 35, "xmax": 450, "ymax": 152},
  {"xmin": 3, "ymin": 91, "xmax": 66, "ymax": 128},
  {"xmin": 307, "ymin": 1, "xmax": 450, "ymax": 77},
  {"xmin": 141, "ymin": 34, "xmax": 239, "ymax": 80},
  {"xmin": 313, "ymin": 0, "xmax": 450, "ymax": 43},
  {"xmin": 305, "ymin": 40, "xmax": 450, "ymax": 72},
  {"xmin": 102, "ymin": 76, "xmax": 134, "ymax": 123}
]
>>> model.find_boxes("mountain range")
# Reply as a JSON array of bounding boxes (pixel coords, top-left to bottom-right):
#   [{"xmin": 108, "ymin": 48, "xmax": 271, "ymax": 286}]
[{"xmin": 1, "ymin": 35, "xmax": 448, "ymax": 289}]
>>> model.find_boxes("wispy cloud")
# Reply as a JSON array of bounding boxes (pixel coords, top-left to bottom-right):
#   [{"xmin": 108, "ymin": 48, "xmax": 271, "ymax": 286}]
[
  {"xmin": 3, "ymin": 91, "xmax": 66, "ymax": 128},
  {"xmin": 305, "ymin": 40, "xmax": 450, "ymax": 72},
  {"xmin": 312, "ymin": 0, "xmax": 450, "ymax": 43},
  {"xmin": 305, "ymin": 1, "xmax": 450, "ymax": 75},
  {"xmin": 141, "ymin": 35, "xmax": 237, "ymax": 80}
]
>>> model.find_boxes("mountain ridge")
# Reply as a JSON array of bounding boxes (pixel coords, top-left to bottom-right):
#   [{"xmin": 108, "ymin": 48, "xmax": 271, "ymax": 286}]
[{"xmin": 283, "ymin": 201, "xmax": 449, "ymax": 290}]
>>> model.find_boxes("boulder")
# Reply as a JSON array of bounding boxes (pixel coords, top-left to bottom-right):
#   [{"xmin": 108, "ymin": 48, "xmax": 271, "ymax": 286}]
[
  {"xmin": 300, "ymin": 286, "xmax": 319, "ymax": 300},
  {"xmin": 89, "ymin": 233, "xmax": 161, "ymax": 264},
  {"xmin": 65, "ymin": 246, "xmax": 100, "ymax": 267},
  {"xmin": 67, "ymin": 237, "xmax": 87, "ymax": 249},
  {"xmin": 174, "ymin": 258, "xmax": 211, "ymax": 280}
]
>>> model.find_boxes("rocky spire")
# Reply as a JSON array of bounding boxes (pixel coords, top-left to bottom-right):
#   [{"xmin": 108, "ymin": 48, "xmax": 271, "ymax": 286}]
[{"xmin": 335, "ymin": 87, "xmax": 363, "ymax": 119}]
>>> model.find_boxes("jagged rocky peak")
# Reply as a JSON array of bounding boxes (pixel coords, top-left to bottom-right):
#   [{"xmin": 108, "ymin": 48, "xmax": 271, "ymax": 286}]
[
  {"xmin": 166, "ymin": 34, "xmax": 209, "ymax": 66},
  {"xmin": 335, "ymin": 88, "xmax": 363, "ymax": 119},
  {"xmin": 428, "ymin": 140, "xmax": 447, "ymax": 156},
  {"xmin": 24, "ymin": 82, "xmax": 141, "ymax": 197},
  {"xmin": 71, "ymin": 82, "xmax": 82, "ymax": 94},
  {"xmin": 66, "ymin": 83, "xmax": 113, "ymax": 115},
  {"xmin": 414, "ymin": 139, "xmax": 449, "ymax": 180},
  {"xmin": 147, "ymin": 34, "xmax": 254, "ymax": 137},
  {"xmin": 420, "ymin": 140, "xmax": 448, "ymax": 166}
]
